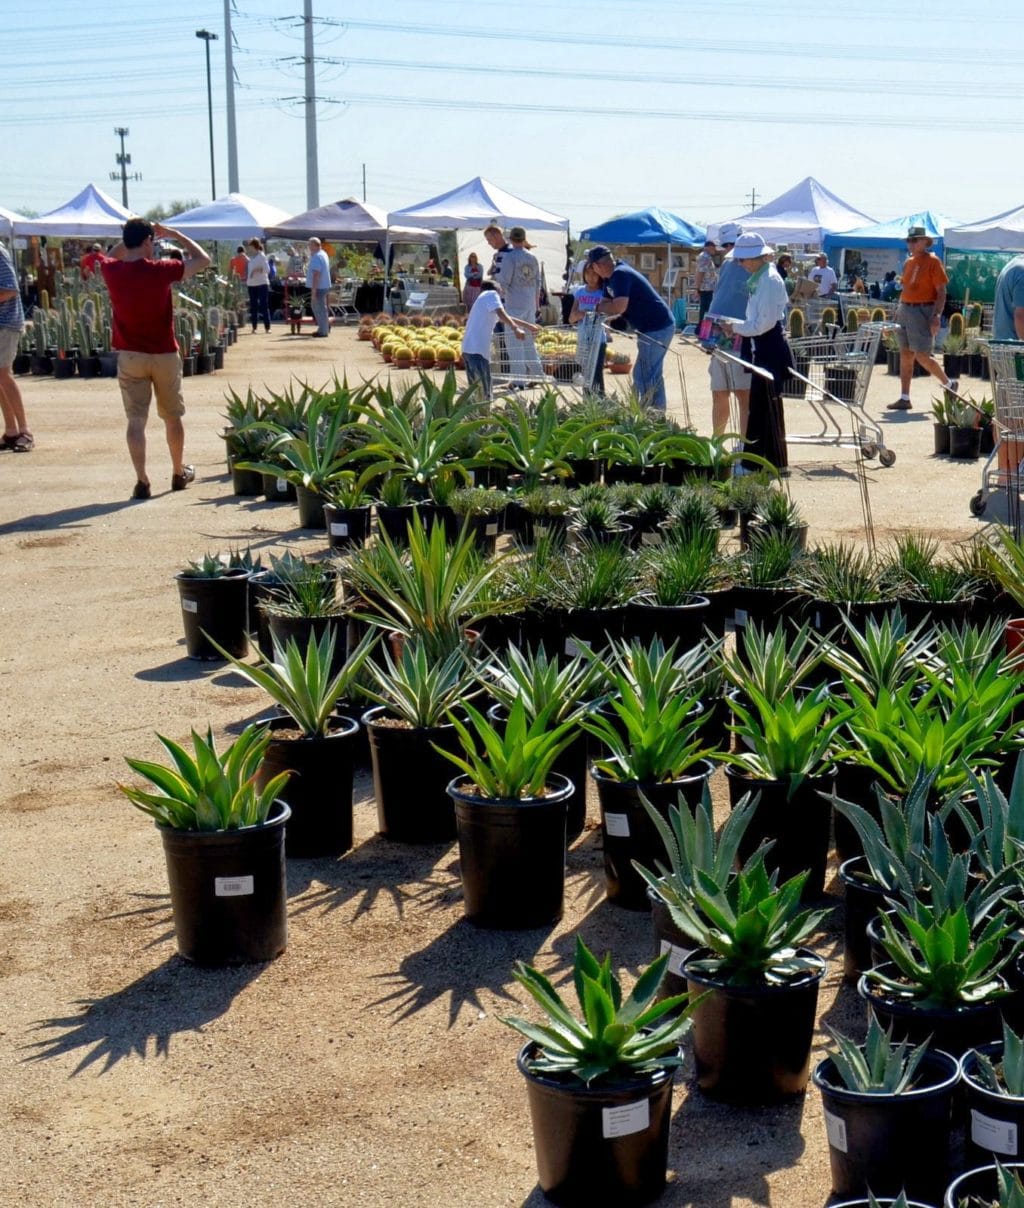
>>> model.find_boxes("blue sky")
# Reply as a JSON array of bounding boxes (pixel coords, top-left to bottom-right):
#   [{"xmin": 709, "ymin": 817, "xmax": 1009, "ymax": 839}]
[{"xmin": 8, "ymin": 0, "xmax": 1023, "ymax": 232}]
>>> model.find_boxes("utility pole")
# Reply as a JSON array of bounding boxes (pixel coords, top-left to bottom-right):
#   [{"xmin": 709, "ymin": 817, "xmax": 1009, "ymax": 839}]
[
  {"xmin": 110, "ymin": 127, "xmax": 141, "ymax": 208},
  {"xmin": 303, "ymin": 0, "xmax": 319, "ymax": 208},
  {"xmin": 749, "ymin": 187, "xmax": 759, "ymax": 211},
  {"xmin": 362, "ymin": 163, "xmax": 366, "ymax": 203},
  {"xmin": 224, "ymin": 0, "xmax": 239, "ymax": 193},
  {"xmin": 196, "ymin": 29, "xmax": 219, "ymax": 200}
]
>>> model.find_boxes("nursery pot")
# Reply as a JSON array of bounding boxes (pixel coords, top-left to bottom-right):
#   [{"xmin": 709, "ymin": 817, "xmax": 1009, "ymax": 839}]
[
  {"xmin": 591, "ymin": 763, "xmax": 715, "ymax": 911},
  {"xmin": 683, "ymin": 947, "xmax": 826, "ymax": 1103},
  {"xmin": 648, "ymin": 887, "xmax": 693, "ymax": 1004},
  {"xmin": 53, "ymin": 355, "xmax": 76, "ymax": 379},
  {"xmin": 231, "ymin": 463, "xmax": 263, "ymax": 496},
  {"xmin": 448, "ymin": 773, "xmax": 573, "ymax": 929},
  {"xmin": 961, "ymin": 1043, "xmax": 1024, "ymax": 1168},
  {"xmin": 944, "ymin": 1164, "xmax": 1024, "ymax": 1208},
  {"xmin": 159, "ymin": 801, "xmax": 290, "ymax": 965},
  {"xmin": 724, "ymin": 767, "xmax": 834, "ymax": 899},
  {"xmin": 363, "ymin": 707, "xmax": 460, "ymax": 843},
  {"xmin": 266, "ymin": 613, "xmax": 348, "ymax": 677},
  {"xmin": 839, "ymin": 857, "xmax": 889, "ymax": 983},
  {"xmin": 516, "ymin": 1042, "xmax": 675, "ymax": 1207},
  {"xmin": 831, "ymin": 761, "xmax": 884, "ymax": 865},
  {"xmin": 323, "ymin": 503, "xmax": 373, "ymax": 551},
  {"xmin": 624, "ymin": 594, "xmax": 711, "ymax": 650},
  {"xmin": 262, "ymin": 470, "xmax": 297, "ymax": 502},
  {"xmin": 256, "ymin": 715, "xmax": 359, "ymax": 858},
  {"xmin": 296, "ymin": 484, "xmax": 327, "ymax": 530},
  {"xmin": 813, "ymin": 1049, "xmax": 959, "ymax": 1203},
  {"xmin": 948, "ymin": 424, "xmax": 982, "ymax": 459},
  {"xmin": 933, "ymin": 422, "xmax": 951, "ymax": 456},
  {"xmin": 175, "ymin": 570, "xmax": 250, "ymax": 661}
]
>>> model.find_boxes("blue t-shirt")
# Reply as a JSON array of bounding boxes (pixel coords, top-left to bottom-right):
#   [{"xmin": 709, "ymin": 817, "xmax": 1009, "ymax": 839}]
[
  {"xmin": 605, "ymin": 261, "xmax": 673, "ymax": 333},
  {"xmin": 994, "ymin": 257, "xmax": 1024, "ymax": 340},
  {"xmin": 0, "ymin": 244, "xmax": 24, "ymax": 331},
  {"xmin": 707, "ymin": 256, "xmax": 749, "ymax": 323}
]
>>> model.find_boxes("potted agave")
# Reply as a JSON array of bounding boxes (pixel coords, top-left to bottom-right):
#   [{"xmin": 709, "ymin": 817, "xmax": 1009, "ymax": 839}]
[
  {"xmin": 118, "ymin": 725, "xmax": 291, "ymax": 965},
  {"xmin": 962, "ymin": 1021, "xmax": 1024, "ymax": 1171},
  {"xmin": 322, "ymin": 467, "xmax": 381, "ymax": 551},
  {"xmin": 439, "ymin": 697, "xmax": 578, "ymax": 928},
  {"xmin": 944, "ymin": 1162, "xmax": 1024, "ymax": 1207},
  {"xmin": 627, "ymin": 528, "xmax": 714, "ymax": 648},
  {"xmin": 813, "ymin": 1012, "xmax": 959, "ymax": 1204},
  {"xmin": 501, "ymin": 936, "xmax": 700, "ymax": 1206},
  {"xmin": 175, "ymin": 550, "xmax": 252, "ymax": 661}
]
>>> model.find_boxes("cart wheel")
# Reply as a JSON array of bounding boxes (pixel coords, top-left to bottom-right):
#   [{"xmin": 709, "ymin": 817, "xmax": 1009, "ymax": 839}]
[
  {"xmin": 878, "ymin": 448, "xmax": 896, "ymax": 467},
  {"xmin": 860, "ymin": 442, "xmax": 878, "ymax": 460},
  {"xmin": 969, "ymin": 491, "xmax": 987, "ymax": 517}
]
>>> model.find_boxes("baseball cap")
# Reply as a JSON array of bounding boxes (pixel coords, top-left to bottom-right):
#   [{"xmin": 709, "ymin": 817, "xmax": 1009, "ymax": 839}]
[
  {"xmin": 585, "ymin": 245, "xmax": 613, "ymax": 266},
  {"xmin": 718, "ymin": 223, "xmax": 742, "ymax": 245}
]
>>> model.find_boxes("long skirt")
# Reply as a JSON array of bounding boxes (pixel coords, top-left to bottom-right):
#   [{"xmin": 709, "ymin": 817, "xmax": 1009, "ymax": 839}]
[{"xmin": 744, "ymin": 322, "xmax": 792, "ymax": 470}]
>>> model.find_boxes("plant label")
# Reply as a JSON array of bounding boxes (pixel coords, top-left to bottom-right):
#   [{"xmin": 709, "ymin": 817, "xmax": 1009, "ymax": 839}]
[
  {"xmin": 215, "ymin": 875, "xmax": 255, "ymax": 897},
  {"xmin": 971, "ymin": 1109, "xmax": 1018, "ymax": 1156},
  {"xmin": 181, "ymin": 599, "xmax": 198, "ymax": 613},
  {"xmin": 824, "ymin": 1109, "xmax": 848, "ymax": 1153},
  {"xmin": 275, "ymin": 477, "xmax": 287, "ymax": 492},
  {"xmin": 604, "ymin": 813, "xmax": 630, "ymax": 838},
  {"xmin": 564, "ymin": 638, "xmax": 591, "ymax": 657},
  {"xmin": 330, "ymin": 522, "xmax": 349, "ymax": 536},
  {"xmin": 602, "ymin": 1098, "xmax": 649, "ymax": 1139},
  {"xmin": 734, "ymin": 608, "xmax": 748, "ymax": 627},
  {"xmin": 485, "ymin": 523, "xmax": 498, "ymax": 536},
  {"xmin": 659, "ymin": 939, "xmax": 692, "ymax": 976},
  {"xmin": 641, "ymin": 531, "xmax": 662, "ymax": 546}
]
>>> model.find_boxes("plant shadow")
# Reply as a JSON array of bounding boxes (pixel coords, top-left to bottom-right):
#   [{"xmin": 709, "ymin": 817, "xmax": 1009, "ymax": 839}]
[{"xmin": 22, "ymin": 956, "xmax": 265, "ymax": 1075}]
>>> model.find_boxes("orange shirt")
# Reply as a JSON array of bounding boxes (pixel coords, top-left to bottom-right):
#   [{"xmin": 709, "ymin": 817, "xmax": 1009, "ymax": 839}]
[
  {"xmin": 900, "ymin": 252, "xmax": 947, "ymax": 304},
  {"xmin": 229, "ymin": 254, "xmax": 248, "ymax": 279}
]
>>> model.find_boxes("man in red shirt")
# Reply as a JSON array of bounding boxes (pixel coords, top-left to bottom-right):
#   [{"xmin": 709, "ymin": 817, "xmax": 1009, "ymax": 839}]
[
  {"xmin": 80, "ymin": 244, "xmax": 103, "ymax": 281},
  {"xmin": 100, "ymin": 219, "xmax": 210, "ymax": 499}
]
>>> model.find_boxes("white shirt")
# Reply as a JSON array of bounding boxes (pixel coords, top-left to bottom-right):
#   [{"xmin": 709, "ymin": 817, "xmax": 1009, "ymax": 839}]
[
  {"xmin": 461, "ymin": 291, "xmax": 505, "ymax": 356},
  {"xmin": 726, "ymin": 266, "xmax": 790, "ymax": 337},
  {"xmin": 246, "ymin": 252, "xmax": 270, "ymax": 287},
  {"xmin": 810, "ymin": 264, "xmax": 837, "ymax": 296}
]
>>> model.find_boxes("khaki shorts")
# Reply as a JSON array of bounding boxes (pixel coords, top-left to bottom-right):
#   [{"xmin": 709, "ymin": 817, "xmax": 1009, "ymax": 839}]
[
  {"xmin": 709, "ymin": 353, "xmax": 752, "ymax": 393},
  {"xmin": 895, "ymin": 303, "xmax": 936, "ymax": 354},
  {"xmin": 117, "ymin": 351, "xmax": 185, "ymax": 420},
  {"xmin": 0, "ymin": 326, "xmax": 22, "ymax": 370}
]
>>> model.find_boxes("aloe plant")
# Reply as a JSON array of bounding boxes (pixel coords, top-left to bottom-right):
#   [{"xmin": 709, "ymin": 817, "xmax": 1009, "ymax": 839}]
[
  {"xmin": 118, "ymin": 725, "xmax": 290, "ymax": 831},
  {"xmin": 824, "ymin": 1011, "xmax": 932, "ymax": 1094},
  {"xmin": 500, "ymin": 935, "xmax": 701, "ymax": 1084},
  {"xmin": 970, "ymin": 1019, "xmax": 1024, "ymax": 1098}
]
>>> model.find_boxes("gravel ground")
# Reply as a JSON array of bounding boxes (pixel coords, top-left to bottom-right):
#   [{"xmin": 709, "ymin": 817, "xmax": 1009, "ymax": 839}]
[{"xmin": 0, "ymin": 323, "xmax": 991, "ymax": 1207}]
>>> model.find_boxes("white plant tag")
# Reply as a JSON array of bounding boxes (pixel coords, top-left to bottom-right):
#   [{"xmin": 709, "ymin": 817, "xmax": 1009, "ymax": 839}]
[
  {"xmin": 734, "ymin": 608, "xmax": 748, "ymax": 627},
  {"xmin": 275, "ymin": 477, "xmax": 287, "ymax": 492},
  {"xmin": 658, "ymin": 939, "xmax": 692, "ymax": 976},
  {"xmin": 181, "ymin": 598, "xmax": 198, "ymax": 614},
  {"xmin": 603, "ymin": 1098, "xmax": 649, "ymax": 1139},
  {"xmin": 565, "ymin": 638, "xmax": 591, "ymax": 657},
  {"xmin": 824, "ymin": 1110, "xmax": 848, "ymax": 1153},
  {"xmin": 604, "ymin": 813, "xmax": 630, "ymax": 838},
  {"xmin": 330, "ymin": 522, "xmax": 349, "ymax": 536},
  {"xmin": 215, "ymin": 875, "xmax": 254, "ymax": 897},
  {"xmin": 971, "ymin": 1110, "xmax": 1018, "ymax": 1156},
  {"xmin": 641, "ymin": 531, "xmax": 662, "ymax": 546},
  {"xmin": 485, "ymin": 522, "xmax": 499, "ymax": 536},
  {"xmin": 466, "ymin": 470, "xmax": 475, "ymax": 485}
]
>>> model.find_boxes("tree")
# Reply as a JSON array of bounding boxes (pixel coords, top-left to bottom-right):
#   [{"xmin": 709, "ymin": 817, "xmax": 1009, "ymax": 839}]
[{"xmin": 143, "ymin": 200, "xmax": 202, "ymax": 223}]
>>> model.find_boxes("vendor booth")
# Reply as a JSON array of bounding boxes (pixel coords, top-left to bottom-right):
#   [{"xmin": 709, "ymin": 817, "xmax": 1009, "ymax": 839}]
[
  {"xmin": 578, "ymin": 208, "xmax": 706, "ymax": 311},
  {"xmin": 823, "ymin": 210, "xmax": 959, "ymax": 286},
  {"xmin": 164, "ymin": 193, "xmax": 292, "ymax": 242},
  {"xmin": 944, "ymin": 204, "xmax": 1024, "ymax": 304},
  {"xmin": 14, "ymin": 183, "xmax": 132, "ymax": 240},
  {"xmin": 725, "ymin": 176, "xmax": 875, "ymax": 251}
]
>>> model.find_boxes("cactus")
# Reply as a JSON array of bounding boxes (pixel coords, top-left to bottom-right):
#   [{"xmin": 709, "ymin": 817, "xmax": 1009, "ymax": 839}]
[
  {"xmin": 948, "ymin": 312, "xmax": 965, "ymax": 339},
  {"xmin": 870, "ymin": 306, "xmax": 886, "ymax": 323},
  {"xmin": 821, "ymin": 306, "xmax": 837, "ymax": 328},
  {"xmin": 175, "ymin": 312, "xmax": 196, "ymax": 357},
  {"xmin": 77, "ymin": 312, "xmax": 93, "ymax": 355},
  {"xmin": 846, "ymin": 309, "xmax": 860, "ymax": 332},
  {"xmin": 788, "ymin": 308, "xmax": 805, "ymax": 337},
  {"xmin": 965, "ymin": 302, "xmax": 983, "ymax": 329},
  {"xmin": 39, "ymin": 288, "xmax": 50, "ymax": 311}
]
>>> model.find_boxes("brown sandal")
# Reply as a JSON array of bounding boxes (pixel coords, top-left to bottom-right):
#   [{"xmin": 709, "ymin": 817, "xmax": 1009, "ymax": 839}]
[{"xmin": 4, "ymin": 432, "xmax": 33, "ymax": 452}]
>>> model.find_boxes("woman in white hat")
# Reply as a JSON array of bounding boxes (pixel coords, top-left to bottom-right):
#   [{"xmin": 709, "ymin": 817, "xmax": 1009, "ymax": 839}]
[{"xmin": 718, "ymin": 233, "xmax": 792, "ymax": 471}]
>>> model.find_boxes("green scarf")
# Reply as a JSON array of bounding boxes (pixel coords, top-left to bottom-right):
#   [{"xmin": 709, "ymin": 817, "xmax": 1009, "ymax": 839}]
[{"xmin": 745, "ymin": 263, "xmax": 769, "ymax": 295}]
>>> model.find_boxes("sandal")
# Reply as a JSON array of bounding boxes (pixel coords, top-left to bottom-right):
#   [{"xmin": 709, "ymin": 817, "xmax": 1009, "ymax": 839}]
[
  {"xmin": 4, "ymin": 431, "xmax": 33, "ymax": 452},
  {"xmin": 171, "ymin": 464, "xmax": 195, "ymax": 491}
]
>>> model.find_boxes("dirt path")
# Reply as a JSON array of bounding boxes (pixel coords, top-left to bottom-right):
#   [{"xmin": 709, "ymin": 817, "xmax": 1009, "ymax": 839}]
[{"xmin": 0, "ymin": 325, "xmax": 987, "ymax": 1207}]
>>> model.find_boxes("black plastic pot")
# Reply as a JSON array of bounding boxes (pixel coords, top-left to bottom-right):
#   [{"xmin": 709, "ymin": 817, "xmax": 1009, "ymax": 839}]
[
  {"xmin": 455, "ymin": 511, "xmax": 503, "ymax": 556},
  {"xmin": 724, "ymin": 766, "xmax": 834, "ymax": 899},
  {"xmin": 53, "ymin": 355, "xmax": 76, "ymax": 379},
  {"xmin": 731, "ymin": 585, "xmax": 805, "ymax": 661},
  {"xmin": 961, "ymin": 1043, "xmax": 1024, "ymax": 1169},
  {"xmin": 12, "ymin": 352, "xmax": 30, "ymax": 375},
  {"xmin": 159, "ymin": 801, "xmax": 290, "ymax": 965},
  {"xmin": 944, "ymin": 1164, "xmax": 1024, "ymax": 1207},
  {"xmin": 77, "ymin": 352, "xmax": 101, "ymax": 378},
  {"xmin": 683, "ymin": 947, "xmax": 826, "ymax": 1102},
  {"xmin": 531, "ymin": 514, "xmax": 568, "ymax": 547},
  {"xmin": 591, "ymin": 763, "xmax": 715, "ymax": 911},
  {"xmin": 262, "ymin": 470, "xmax": 297, "ymax": 502},
  {"xmin": 948, "ymin": 424, "xmax": 982, "ymax": 459},
  {"xmin": 256, "ymin": 715, "xmax": 359, "ymax": 857},
  {"xmin": 857, "ymin": 964, "xmax": 1012, "ymax": 1055},
  {"xmin": 364, "ymin": 707, "xmax": 460, "ymax": 843},
  {"xmin": 196, "ymin": 352, "xmax": 214, "ymax": 374},
  {"xmin": 449, "ymin": 773, "xmax": 573, "ymax": 928},
  {"xmin": 231, "ymin": 463, "xmax": 263, "ymax": 496},
  {"xmin": 813, "ymin": 1049, "xmax": 959, "ymax": 1203},
  {"xmin": 376, "ymin": 502, "xmax": 442, "ymax": 546},
  {"xmin": 624, "ymin": 594, "xmax": 711, "ymax": 649},
  {"xmin": 839, "ymin": 857, "xmax": 889, "ymax": 983},
  {"xmin": 933, "ymin": 422, "xmax": 951, "ymax": 456},
  {"xmin": 265, "ymin": 612, "xmax": 348, "ymax": 676},
  {"xmin": 175, "ymin": 570, "xmax": 250, "ymax": 660},
  {"xmin": 30, "ymin": 353, "xmax": 53, "ymax": 375},
  {"xmin": 831, "ymin": 761, "xmax": 884, "ymax": 865},
  {"xmin": 296, "ymin": 484, "xmax": 327, "ymax": 530},
  {"xmin": 648, "ymin": 887, "xmax": 693, "ymax": 1004},
  {"xmin": 323, "ymin": 503, "xmax": 373, "ymax": 551},
  {"xmin": 516, "ymin": 1042, "xmax": 675, "ymax": 1207}
]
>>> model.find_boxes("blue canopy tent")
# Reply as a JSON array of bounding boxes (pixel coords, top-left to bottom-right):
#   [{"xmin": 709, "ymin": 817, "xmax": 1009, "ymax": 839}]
[
  {"xmin": 578, "ymin": 208, "xmax": 706, "ymax": 316},
  {"xmin": 823, "ymin": 210, "xmax": 959, "ymax": 278}
]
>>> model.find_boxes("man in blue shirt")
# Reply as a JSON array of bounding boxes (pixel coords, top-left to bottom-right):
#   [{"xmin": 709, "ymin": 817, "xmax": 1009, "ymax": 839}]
[
  {"xmin": 0, "ymin": 242, "xmax": 32, "ymax": 451},
  {"xmin": 705, "ymin": 223, "xmax": 751, "ymax": 438},
  {"xmin": 589, "ymin": 245, "xmax": 675, "ymax": 410},
  {"xmin": 994, "ymin": 255, "xmax": 1024, "ymax": 341}
]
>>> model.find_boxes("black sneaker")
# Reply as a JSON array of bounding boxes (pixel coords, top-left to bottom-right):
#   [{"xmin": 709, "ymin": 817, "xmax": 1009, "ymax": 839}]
[
  {"xmin": 131, "ymin": 480, "xmax": 151, "ymax": 500},
  {"xmin": 171, "ymin": 465, "xmax": 195, "ymax": 491},
  {"xmin": 886, "ymin": 398, "xmax": 912, "ymax": 411}
]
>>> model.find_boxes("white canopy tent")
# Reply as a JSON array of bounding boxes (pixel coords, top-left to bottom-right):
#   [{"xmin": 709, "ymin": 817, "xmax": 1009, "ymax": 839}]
[
  {"xmin": 723, "ymin": 176, "xmax": 875, "ymax": 250},
  {"xmin": 164, "ymin": 193, "xmax": 293, "ymax": 242},
  {"xmin": 14, "ymin": 183, "xmax": 133, "ymax": 238},
  {"xmin": 388, "ymin": 177, "xmax": 570, "ymax": 301},
  {"xmin": 265, "ymin": 197, "xmax": 434, "ymax": 244},
  {"xmin": 0, "ymin": 206, "xmax": 28, "ymax": 239},
  {"xmin": 946, "ymin": 203, "xmax": 1024, "ymax": 251}
]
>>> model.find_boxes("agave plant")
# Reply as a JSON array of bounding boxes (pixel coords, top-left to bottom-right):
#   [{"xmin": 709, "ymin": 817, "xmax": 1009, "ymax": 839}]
[
  {"xmin": 794, "ymin": 542, "xmax": 888, "ymax": 605},
  {"xmin": 724, "ymin": 619, "xmax": 826, "ymax": 701},
  {"xmin": 546, "ymin": 540, "xmax": 637, "ymax": 612},
  {"xmin": 500, "ymin": 935, "xmax": 701, "ymax": 1084},
  {"xmin": 636, "ymin": 528, "xmax": 719, "ymax": 604},
  {"xmin": 822, "ymin": 610, "xmax": 933, "ymax": 696},
  {"xmin": 824, "ymin": 1011, "xmax": 932, "ymax": 1094},
  {"xmin": 484, "ymin": 393, "xmax": 601, "ymax": 490},
  {"xmin": 970, "ymin": 1018, "xmax": 1024, "ymax": 1098},
  {"xmin": 482, "ymin": 643, "xmax": 605, "ymax": 727},
  {"xmin": 363, "ymin": 637, "xmax": 475, "ymax": 729}
]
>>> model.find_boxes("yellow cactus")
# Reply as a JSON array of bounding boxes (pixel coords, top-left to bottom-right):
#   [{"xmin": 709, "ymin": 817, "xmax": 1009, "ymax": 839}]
[
  {"xmin": 789, "ymin": 308, "xmax": 805, "ymax": 337},
  {"xmin": 949, "ymin": 312, "xmax": 965, "ymax": 339},
  {"xmin": 821, "ymin": 306, "xmax": 837, "ymax": 328}
]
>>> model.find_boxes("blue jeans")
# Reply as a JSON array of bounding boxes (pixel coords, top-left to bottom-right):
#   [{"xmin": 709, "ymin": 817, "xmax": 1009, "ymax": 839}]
[
  {"xmin": 248, "ymin": 284, "xmax": 271, "ymax": 331},
  {"xmin": 311, "ymin": 289, "xmax": 330, "ymax": 336},
  {"xmin": 633, "ymin": 323, "xmax": 675, "ymax": 410},
  {"xmin": 463, "ymin": 353, "xmax": 492, "ymax": 401}
]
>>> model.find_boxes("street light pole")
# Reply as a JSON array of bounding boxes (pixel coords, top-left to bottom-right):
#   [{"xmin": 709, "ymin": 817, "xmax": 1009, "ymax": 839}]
[{"xmin": 195, "ymin": 29, "xmax": 218, "ymax": 200}]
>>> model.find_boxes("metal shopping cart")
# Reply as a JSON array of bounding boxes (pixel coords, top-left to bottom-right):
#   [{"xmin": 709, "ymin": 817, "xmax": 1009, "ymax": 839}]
[
  {"xmin": 492, "ymin": 319, "xmax": 615, "ymax": 397},
  {"xmin": 781, "ymin": 321, "xmax": 897, "ymax": 466},
  {"xmin": 968, "ymin": 340, "xmax": 1024, "ymax": 522}
]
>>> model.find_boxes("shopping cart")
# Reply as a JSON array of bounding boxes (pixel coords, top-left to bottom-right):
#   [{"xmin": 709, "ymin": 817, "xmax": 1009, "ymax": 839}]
[
  {"xmin": 492, "ymin": 320, "xmax": 621, "ymax": 397},
  {"xmin": 968, "ymin": 340, "xmax": 1024, "ymax": 519},
  {"xmin": 781, "ymin": 322, "xmax": 896, "ymax": 466}
]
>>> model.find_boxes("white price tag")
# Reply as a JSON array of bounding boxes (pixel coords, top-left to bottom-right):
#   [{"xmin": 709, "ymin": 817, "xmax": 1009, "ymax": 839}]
[
  {"xmin": 603, "ymin": 1098, "xmax": 649, "ymax": 1139},
  {"xmin": 824, "ymin": 1109, "xmax": 848, "ymax": 1153},
  {"xmin": 565, "ymin": 638, "xmax": 591, "ymax": 657},
  {"xmin": 971, "ymin": 1110, "xmax": 1019, "ymax": 1156},
  {"xmin": 215, "ymin": 875, "xmax": 254, "ymax": 897},
  {"xmin": 275, "ymin": 477, "xmax": 287, "ymax": 492},
  {"xmin": 734, "ymin": 608, "xmax": 748, "ymax": 627},
  {"xmin": 641, "ymin": 531, "xmax": 662, "ymax": 546},
  {"xmin": 181, "ymin": 598, "xmax": 198, "ymax": 614},
  {"xmin": 329, "ymin": 522, "xmax": 349, "ymax": 536},
  {"xmin": 485, "ymin": 522, "xmax": 499, "ymax": 536},
  {"xmin": 604, "ymin": 812, "xmax": 630, "ymax": 838},
  {"xmin": 659, "ymin": 939, "xmax": 692, "ymax": 977}
]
